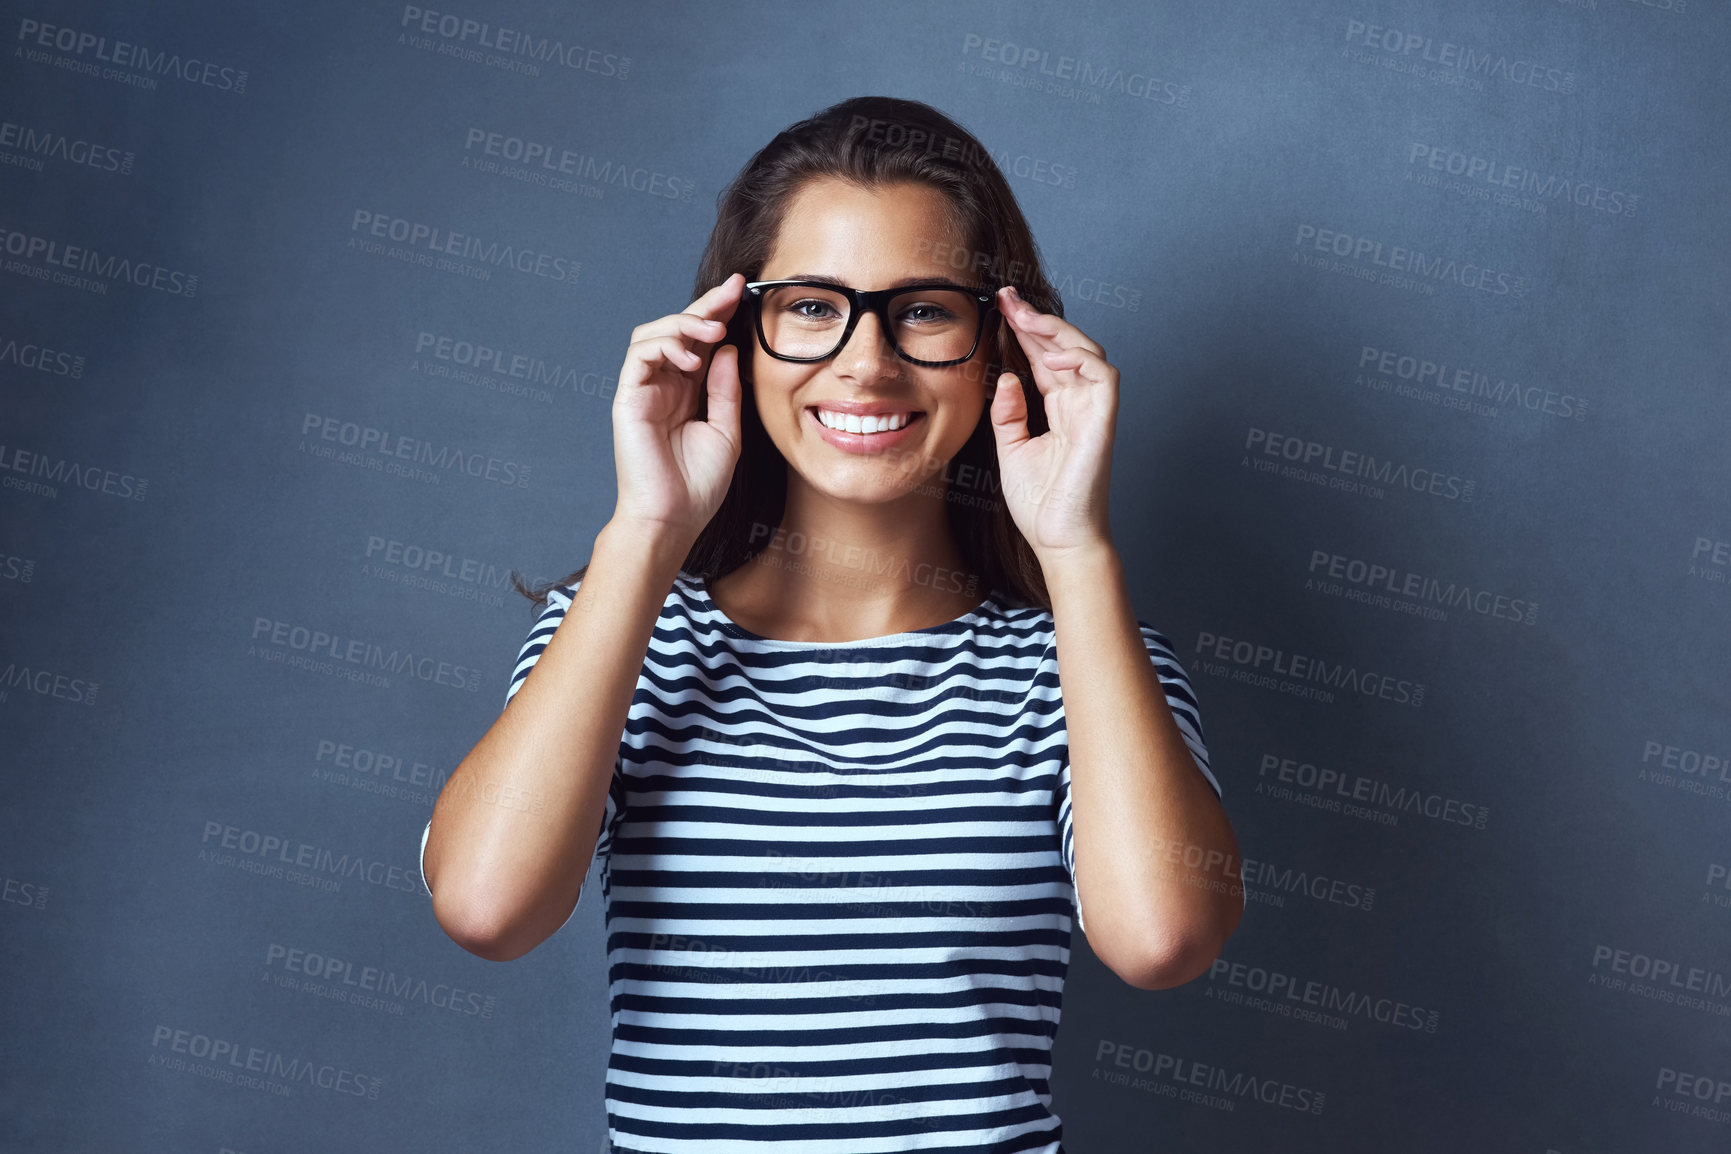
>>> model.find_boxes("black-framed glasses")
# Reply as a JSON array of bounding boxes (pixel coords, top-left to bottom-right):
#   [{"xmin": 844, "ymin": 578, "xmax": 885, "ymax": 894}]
[{"xmin": 743, "ymin": 279, "xmax": 1000, "ymax": 367}]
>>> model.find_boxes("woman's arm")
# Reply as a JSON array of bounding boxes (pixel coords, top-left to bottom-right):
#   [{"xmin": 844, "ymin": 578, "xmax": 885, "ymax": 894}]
[
  {"xmin": 424, "ymin": 270, "xmax": 746, "ymax": 961},
  {"xmin": 422, "ymin": 518, "xmax": 689, "ymax": 961},
  {"xmin": 985, "ymin": 284, "xmax": 1242, "ymax": 990},
  {"xmin": 1047, "ymin": 541, "xmax": 1243, "ymax": 990}
]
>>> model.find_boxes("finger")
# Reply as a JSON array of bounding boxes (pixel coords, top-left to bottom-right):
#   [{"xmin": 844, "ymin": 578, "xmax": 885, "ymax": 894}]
[
  {"xmin": 1011, "ymin": 307, "xmax": 1104, "ymax": 363},
  {"xmin": 630, "ymin": 275, "xmax": 745, "ymax": 347},
  {"xmin": 1037, "ymin": 345, "xmax": 1117, "ymax": 388},
  {"xmin": 705, "ymin": 343, "xmax": 742, "ymax": 446},
  {"xmin": 989, "ymin": 370, "xmax": 1031, "ymax": 454},
  {"xmin": 1018, "ymin": 343, "xmax": 1119, "ymax": 404},
  {"xmin": 628, "ymin": 333, "xmax": 706, "ymax": 375},
  {"xmin": 682, "ymin": 271, "xmax": 747, "ymax": 322},
  {"xmin": 998, "ymin": 287, "xmax": 1105, "ymax": 359},
  {"xmin": 633, "ymin": 310, "xmax": 730, "ymax": 348}
]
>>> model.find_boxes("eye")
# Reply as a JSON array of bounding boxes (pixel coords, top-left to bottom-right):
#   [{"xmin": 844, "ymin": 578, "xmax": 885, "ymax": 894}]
[
  {"xmin": 897, "ymin": 301, "xmax": 957, "ymax": 325},
  {"xmin": 785, "ymin": 298, "xmax": 842, "ymax": 321}
]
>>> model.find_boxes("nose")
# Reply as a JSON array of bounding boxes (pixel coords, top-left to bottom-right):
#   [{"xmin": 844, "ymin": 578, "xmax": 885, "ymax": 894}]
[{"xmin": 833, "ymin": 306, "xmax": 899, "ymax": 369}]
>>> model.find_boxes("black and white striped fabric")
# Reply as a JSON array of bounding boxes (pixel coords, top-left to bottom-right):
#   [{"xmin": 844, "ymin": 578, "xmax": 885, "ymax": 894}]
[{"xmin": 420, "ymin": 570, "xmax": 1219, "ymax": 1153}]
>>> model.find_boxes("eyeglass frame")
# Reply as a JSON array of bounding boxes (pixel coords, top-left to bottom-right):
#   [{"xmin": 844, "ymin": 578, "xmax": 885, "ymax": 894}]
[{"xmin": 742, "ymin": 279, "xmax": 1002, "ymax": 368}]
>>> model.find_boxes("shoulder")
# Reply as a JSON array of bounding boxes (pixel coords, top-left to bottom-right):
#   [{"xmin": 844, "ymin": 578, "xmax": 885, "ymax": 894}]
[
  {"xmin": 978, "ymin": 598, "xmax": 1058, "ymax": 659},
  {"xmin": 1135, "ymin": 620, "xmax": 1187, "ymax": 666},
  {"xmin": 528, "ymin": 581, "xmax": 576, "ymax": 621},
  {"xmin": 525, "ymin": 571, "xmax": 700, "ymax": 624},
  {"xmin": 1132, "ymin": 621, "xmax": 1202, "ymax": 706},
  {"xmin": 982, "ymin": 601, "xmax": 1184, "ymax": 660}
]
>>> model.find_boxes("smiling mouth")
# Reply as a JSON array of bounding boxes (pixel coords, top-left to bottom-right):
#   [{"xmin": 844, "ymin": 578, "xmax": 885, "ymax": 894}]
[{"xmin": 808, "ymin": 407, "xmax": 926, "ymax": 435}]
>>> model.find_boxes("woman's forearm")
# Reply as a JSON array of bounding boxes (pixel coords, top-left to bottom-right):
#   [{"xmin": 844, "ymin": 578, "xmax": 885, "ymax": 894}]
[
  {"xmin": 1044, "ymin": 541, "xmax": 1243, "ymax": 988},
  {"xmin": 423, "ymin": 517, "xmax": 689, "ymax": 961}
]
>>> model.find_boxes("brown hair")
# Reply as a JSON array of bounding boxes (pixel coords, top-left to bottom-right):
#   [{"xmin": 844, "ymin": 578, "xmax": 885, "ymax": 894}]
[{"xmin": 512, "ymin": 95, "xmax": 1063, "ymax": 611}]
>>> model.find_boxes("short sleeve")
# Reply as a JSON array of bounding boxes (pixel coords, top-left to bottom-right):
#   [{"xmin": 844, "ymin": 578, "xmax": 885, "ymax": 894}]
[
  {"xmin": 1138, "ymin": 624, "xmax": 1219, "ymax": 799},
  {"xmin": 419, "ymin": 579, "xmax": 624, "ymax": 925},
  {"xmin": 1056, "ymin": 622, "xmax": 1226, "ymax": 935},
  {"xmin": 503, "ymin": 584, "xmax": 577, "ymax": 710}
]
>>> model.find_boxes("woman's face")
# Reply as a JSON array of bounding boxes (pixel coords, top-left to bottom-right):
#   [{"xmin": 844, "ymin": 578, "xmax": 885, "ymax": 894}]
[{"xmin": 749, "ymin": 176, "xmax": 993, "ymax": 506}]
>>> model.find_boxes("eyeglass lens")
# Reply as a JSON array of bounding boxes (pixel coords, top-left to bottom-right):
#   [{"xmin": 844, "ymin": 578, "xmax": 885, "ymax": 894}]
[{"xmin": 758, "ymin": 286, "xmax": 982, "ymax": 361}]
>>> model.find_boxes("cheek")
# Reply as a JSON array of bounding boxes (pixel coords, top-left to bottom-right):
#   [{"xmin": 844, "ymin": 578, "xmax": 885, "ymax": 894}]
[{"xmin": 748, "ymin": 365, "xmax": 803, "ymax": 438}]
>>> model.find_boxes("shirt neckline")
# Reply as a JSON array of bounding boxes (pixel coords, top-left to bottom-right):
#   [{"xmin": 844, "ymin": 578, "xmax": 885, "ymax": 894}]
[{"xmin": 684, "ymin": 570, "xmax": 999, "ymax": 649}]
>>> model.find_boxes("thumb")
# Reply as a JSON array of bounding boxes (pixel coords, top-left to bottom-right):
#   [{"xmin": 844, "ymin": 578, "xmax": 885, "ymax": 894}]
[
  {"xmin": 705, "ymin": 343, "xmax": 743, "ymax": 451},
  {"xmin": 990, "ymin": 371, "xmax": 1030, "ymax": 453}
]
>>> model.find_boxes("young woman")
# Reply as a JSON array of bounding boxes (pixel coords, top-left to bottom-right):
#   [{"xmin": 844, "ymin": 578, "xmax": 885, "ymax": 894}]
[{"xmin": 420, "ymin": 95, "xmax": 1243, "ymax": 1154}]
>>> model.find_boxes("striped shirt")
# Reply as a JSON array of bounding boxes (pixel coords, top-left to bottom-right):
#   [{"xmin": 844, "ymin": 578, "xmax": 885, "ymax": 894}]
[{"xmin": 420, "ymin": 570, "xmax": 1219, "ymax": 1153}]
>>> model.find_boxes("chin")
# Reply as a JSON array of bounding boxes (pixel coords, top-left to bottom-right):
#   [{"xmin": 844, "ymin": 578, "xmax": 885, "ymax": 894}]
[{"xmin": 805, "ymin": 470, "xmax": 927, "ymax": 503}]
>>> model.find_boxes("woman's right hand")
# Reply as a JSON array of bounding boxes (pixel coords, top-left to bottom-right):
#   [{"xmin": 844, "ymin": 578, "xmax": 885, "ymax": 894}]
[{"xmin": 609, "ymin": 273, "xmax": 747, "ymax": 543}]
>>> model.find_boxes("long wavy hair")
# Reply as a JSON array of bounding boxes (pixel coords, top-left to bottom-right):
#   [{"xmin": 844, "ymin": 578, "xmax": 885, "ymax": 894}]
[{"xmin": 512, "ymin": 95, "xmax": 1064, "ymax": 612}]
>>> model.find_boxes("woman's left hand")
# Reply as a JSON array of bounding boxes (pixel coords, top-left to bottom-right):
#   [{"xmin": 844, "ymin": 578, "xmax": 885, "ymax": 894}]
[{"xmin": 988, "ymin": 285, "xmax": 1118, "ymax": 561}]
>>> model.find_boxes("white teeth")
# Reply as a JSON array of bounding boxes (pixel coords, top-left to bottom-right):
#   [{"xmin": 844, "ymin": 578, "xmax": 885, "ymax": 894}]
[{"xmin": 815, "ymin": 409, "xmax": 916, "ymax": 434}]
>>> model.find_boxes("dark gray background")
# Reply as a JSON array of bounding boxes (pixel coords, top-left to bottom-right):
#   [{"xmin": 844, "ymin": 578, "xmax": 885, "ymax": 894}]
[{"xmin": 3, "ymin": 1, "xmax": 1728, "ymax": 1151}]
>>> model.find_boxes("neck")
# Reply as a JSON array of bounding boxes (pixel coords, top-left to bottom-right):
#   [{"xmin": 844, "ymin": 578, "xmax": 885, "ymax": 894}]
[{"xmin": 711, "ymin": 471, "xmax": 985, "ymax": 643}]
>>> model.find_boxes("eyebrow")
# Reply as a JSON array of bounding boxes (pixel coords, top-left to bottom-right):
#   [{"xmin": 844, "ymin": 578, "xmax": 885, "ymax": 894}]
[{"xmin": 779, "ymin": 272, "xmax": 967, "ymax": 290}]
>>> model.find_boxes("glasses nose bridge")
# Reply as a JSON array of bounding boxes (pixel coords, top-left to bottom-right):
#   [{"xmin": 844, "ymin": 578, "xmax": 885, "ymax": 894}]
[{"xmin": 835, "ymin": 288, "xmax": 901, "ymax": 360}]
